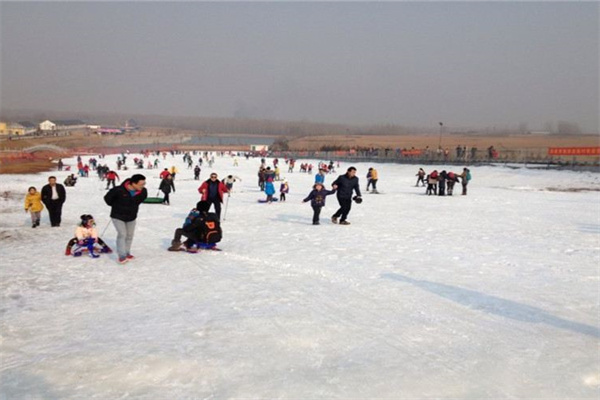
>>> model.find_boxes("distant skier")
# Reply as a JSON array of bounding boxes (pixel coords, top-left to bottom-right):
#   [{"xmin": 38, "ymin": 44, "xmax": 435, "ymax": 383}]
[
  {"xmin": 194, "ymin": 165, "xmax": 201, "ymax": 180},
  {"xmin": 303, "ymin": 182, "xmax": 337, "ymax": 225}
]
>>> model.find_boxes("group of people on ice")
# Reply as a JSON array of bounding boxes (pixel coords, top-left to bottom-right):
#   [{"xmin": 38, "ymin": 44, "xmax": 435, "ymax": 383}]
[
  {"xmin": 26, "ymin": 150, "xmax": 477, "ymax": 263},
  {"xmin": 416, "ymin": 167, "xmax": 471, "ymax": 196}
]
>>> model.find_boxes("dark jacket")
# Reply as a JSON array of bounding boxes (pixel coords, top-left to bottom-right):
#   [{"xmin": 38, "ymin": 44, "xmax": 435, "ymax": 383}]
[
  {"xmin": 41, "ymin": 183, "xmax": 66, "ymax": 205},
  {"xmin": 303, "ymin": 188, "xmax": 336, "ymax": 207},
  {"xmin": 331, "ymin": 173, "xmax": 361, "ymax": 199},
  {"xmin": 159, "ymin": 178, "xmax": 175, "ymax": 194},
  {"xmin": 104, "ymin": 180, "xmax": 148, "ymax": 222},
  {"xmin": 184, "ymin": 212, "xmax": 222, "ymax": 243}
]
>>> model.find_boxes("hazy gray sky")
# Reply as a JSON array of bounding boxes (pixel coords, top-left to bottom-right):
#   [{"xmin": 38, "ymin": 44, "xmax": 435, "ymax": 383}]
[{"xmin": 1, "ymin": 2, "xmax": 598, "ymax": 132}]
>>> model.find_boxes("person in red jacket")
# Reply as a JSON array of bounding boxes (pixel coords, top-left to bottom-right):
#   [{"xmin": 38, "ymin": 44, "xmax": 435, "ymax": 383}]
[
  {"xmin": 105, "ymin": 170, "xmax": 120, "ymax": 190},
  {"xmin": 198, "ymin": 172, "xmax": 229, "ymax": 220},
  {"xmin": 159, "ymin": 168, "xmax": 170, "ymax": 180}
]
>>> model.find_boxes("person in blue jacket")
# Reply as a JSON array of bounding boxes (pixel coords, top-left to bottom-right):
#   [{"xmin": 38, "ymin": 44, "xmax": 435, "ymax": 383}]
[
  {"xmin": 264, "ymin": 177, "xmax": 276, "ymax": 203},
  {"xmin": 302, "ymin": 182, "xmax": 337, "ymax": 225},
  {"xmin": 314, "ymin": 169, "xmax": 326, "ymax": 185}
]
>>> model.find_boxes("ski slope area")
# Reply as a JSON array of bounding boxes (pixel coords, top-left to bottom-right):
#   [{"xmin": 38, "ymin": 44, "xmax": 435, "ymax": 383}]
[{"xmin": 1, "ymin": 154, "xmax": 599, "ymax": 399}]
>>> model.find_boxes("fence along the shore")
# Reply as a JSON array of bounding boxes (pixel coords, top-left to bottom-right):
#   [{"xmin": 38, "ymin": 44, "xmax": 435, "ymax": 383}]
[{"xmin": 270, "ymin": 147, "xmax": 600, "ymax": 166}]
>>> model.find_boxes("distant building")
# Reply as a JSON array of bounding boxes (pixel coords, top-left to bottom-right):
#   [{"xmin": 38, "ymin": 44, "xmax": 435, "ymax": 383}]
[
  {"xmin": 0, "ymin": 122, "xmax": 28, "ymax": 136},
  {"xmin": 40, "ymin": 119, "xmax": 86, "ymax": 132},
  {"xmin": 251, "ymin": 144, "xmax": 269, "ymax": 152},
  {"xmin": 39, "ymin": 120, "xmax": 57, "ymax": 131}
]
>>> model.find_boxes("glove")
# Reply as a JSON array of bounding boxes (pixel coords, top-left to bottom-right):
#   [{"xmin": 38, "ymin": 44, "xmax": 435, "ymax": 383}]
[{"xmin": 353, "ymin": 196, "xmax": 363, "ymax": 204}]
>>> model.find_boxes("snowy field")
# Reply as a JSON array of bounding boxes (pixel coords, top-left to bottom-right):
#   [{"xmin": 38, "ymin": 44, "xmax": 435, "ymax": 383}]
[{"xmin": 1, "ymin": 153, "xmax": 599, "ymax": 399}]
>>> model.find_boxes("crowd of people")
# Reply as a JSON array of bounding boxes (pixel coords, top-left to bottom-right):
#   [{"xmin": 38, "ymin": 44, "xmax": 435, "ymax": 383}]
[
  {"xmin": 22, "ymin": 151, "xmax": 474, "ymax": 263},
  {"xmin": 420, "ymin": 167, "xmax": 471, "ymax": 196}
]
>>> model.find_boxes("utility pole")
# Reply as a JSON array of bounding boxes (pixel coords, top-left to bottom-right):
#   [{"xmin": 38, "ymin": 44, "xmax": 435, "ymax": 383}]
[{"xmin": 438, "ymin": 122, "xmax": 443, "ymax": 149}]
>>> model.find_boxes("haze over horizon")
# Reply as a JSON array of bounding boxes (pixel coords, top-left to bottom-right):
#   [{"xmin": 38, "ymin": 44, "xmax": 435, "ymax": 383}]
[{"xmin": 1, "ymin": 2, "xmax": 598, "ymax": 133}]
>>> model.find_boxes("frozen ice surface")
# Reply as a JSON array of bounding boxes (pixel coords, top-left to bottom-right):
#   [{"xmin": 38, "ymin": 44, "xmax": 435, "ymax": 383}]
[{"xmin": 1, "ymin": 154, "xmax": 599, "ymax": 399}]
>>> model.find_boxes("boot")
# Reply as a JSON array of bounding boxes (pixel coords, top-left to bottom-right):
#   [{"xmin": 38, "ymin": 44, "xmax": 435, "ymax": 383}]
[{"xmin": 168, "ymin": 240, "xmax": 182, "ymax": 251}]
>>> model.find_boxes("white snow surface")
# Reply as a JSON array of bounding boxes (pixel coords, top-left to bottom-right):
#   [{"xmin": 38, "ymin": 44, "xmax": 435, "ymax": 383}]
[{"xmin": 1, "ymin": 154, "xmax": 599, "ymax": 399}]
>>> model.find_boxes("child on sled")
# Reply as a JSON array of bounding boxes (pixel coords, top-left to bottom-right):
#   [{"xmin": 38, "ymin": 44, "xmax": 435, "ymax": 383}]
[{"xmin": 65, "ymin": 214, "xmax": 112, "ymax": 257}]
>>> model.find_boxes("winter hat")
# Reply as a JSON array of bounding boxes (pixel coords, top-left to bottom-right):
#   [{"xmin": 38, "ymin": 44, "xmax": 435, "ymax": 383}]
[
  {"xmin": 196, "ymin": 201, "xmax": 211, "ymax": 213},
  {"xmin": 80, "ymin": 214, "xmax": 95, "ymax": 226}
]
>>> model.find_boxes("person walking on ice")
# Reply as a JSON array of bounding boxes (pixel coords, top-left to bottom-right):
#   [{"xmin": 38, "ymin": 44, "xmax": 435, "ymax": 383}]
[
  {"xmin": 159, "ymin": 174, "xmax": 175, "ymax": 205},
  {"xmin": 303, "ymin": 182, "xmax": 337, "ymax": 225},
  {"xmin": 41, "ymin": 176, "xmax": 66, "ymax": 227},
  {"xmin": 280, "ymin": 179, "xmax": 289, "ymax": 201},
  {"xmin": 331, "ymin": 167, "xmax": 362, "ymax": 225},
  {"xmin": 198, "ymin": 172, "xmax": 229, "ymax": 220},
  {"xmin": 104, "ymin": 174, "xmax": 148, "ymax": 264},
  {"xmin": 366, "ymin": 167, "xmax": 378, "ymax": 193},
  {"xmin": 24, "ymin": 186, "xmax": 43, "ymax": 228}
]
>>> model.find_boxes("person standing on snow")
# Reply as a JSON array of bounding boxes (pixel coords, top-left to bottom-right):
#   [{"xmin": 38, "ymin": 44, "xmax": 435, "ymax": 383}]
[
  {"xmin": 104, "ymin": 174, "xmax": 148, "ymax": 264},
  {"xmin": 105, "ymin": 170, "xmax": 120, "ymax": 190},
  {"xmin": 198, "ymin": 172, "xmax": 229, "ymax": 220},
  {"xmin": 416, "ymin": 168, "xmax": 426, "ymax": 187},
  {"xmin": 458, "ymin": 167, "xmax": 471, "ymax": 195},
  {"xmin": 366, "ymin": 167, "xmax": 378, "ymax": 193},
  {"xmin": 303, "ymin": 182, "xmax": 337, "ymax": 225},
  {"xmin": 41, "ymin": 176, "xmax": 66, "ymax": 227},
  {"xmin": 169, "ymin": 165, "xmax": 179, "ymax": 180},
  {"xmin": 24, "ymin": 186, "xmax": 43, "ymax": 228},
  {"xmin": 159, "ymin": 174, "xmax": 176, "ymax": 205},
  {"xmin": 315, "ymin": 169, "xmax": 326, "ymax": 185},
  {"xmin": 279, "ymin": 179, "xmax": 289, "ymax": 201},
  {"xmin": 331, "ymin": 167, "xmax": 362, "ymax": 225},
  {"xmin": 264, "ymin": 177, "xmax": 276, "ymax": 203}
]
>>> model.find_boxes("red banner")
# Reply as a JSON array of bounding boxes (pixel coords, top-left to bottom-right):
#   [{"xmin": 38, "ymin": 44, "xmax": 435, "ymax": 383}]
[
  {"xmin": 401, "ymin": 150, "xmax": 423, "ymax": 156},
  {"xmin": 548, "ymin": 147, "xmax": 600, "ymax": 156}
]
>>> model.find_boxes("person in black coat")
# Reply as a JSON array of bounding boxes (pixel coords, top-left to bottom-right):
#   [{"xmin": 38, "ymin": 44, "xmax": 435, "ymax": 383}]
[
  {"xmin": 331, "ymin": 167, "xmax": 362, "ymax": 225},
  {"xmin": 41, "ymin": 176, "xmax": 66, "ymax": 227},
  {"xmin": 159, "ymin": 174, "xmax": 175, "ymax": 205},
  {"xmin": 104, "ymin": 174, "xmax": 147, "ymax": 264}
]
